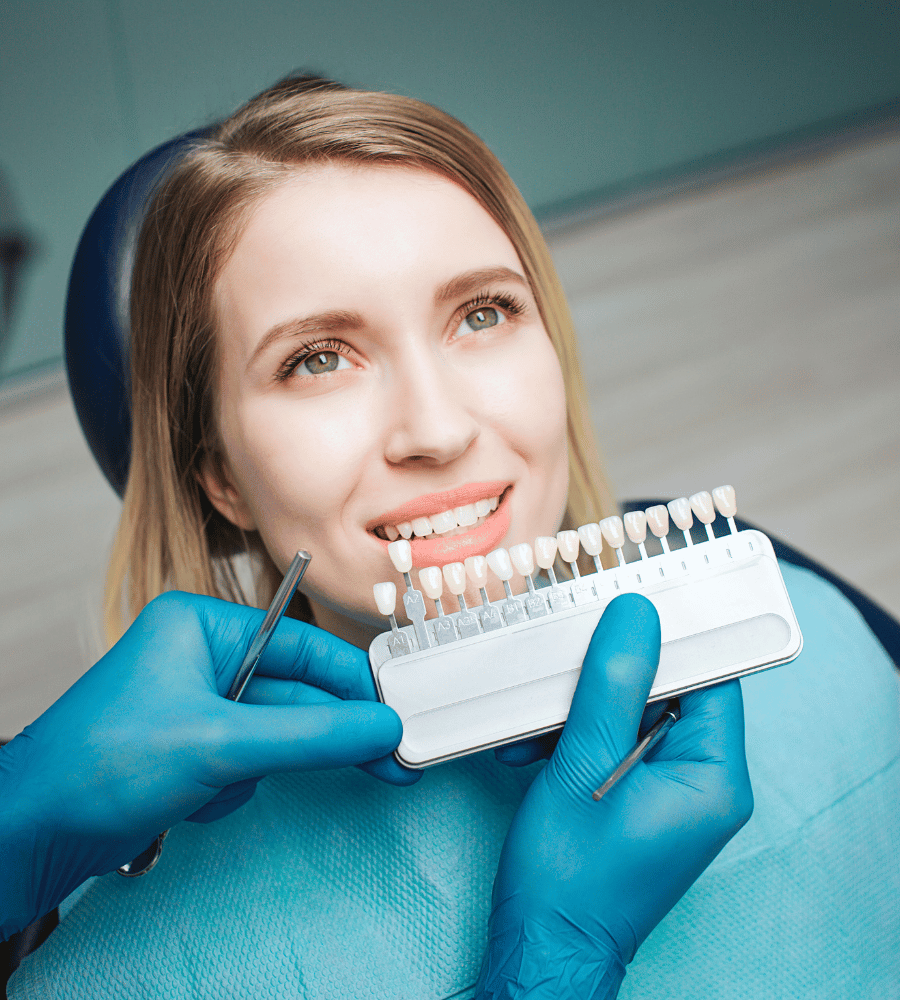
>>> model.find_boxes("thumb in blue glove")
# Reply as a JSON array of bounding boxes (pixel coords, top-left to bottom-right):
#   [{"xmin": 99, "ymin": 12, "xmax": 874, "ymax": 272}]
[
  {"xmin": 0, "ymin": 590, "xmax": 411, "ymax": 940},
  {"xmin": 476, "ymin": 593, "xmax": 753, "ymax": 999}
]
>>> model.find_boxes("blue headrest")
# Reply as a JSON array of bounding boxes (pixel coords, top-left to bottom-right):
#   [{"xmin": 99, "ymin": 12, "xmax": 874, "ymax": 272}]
[{"xmin": 64, "ymin": 130, "xmax": 209, "ymax": 495}]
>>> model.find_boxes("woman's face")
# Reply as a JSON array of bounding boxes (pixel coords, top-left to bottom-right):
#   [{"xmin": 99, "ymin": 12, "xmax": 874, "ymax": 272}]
[{"xmin": 206, "ymin": 164, "xmax": 569, "ymax": 646}]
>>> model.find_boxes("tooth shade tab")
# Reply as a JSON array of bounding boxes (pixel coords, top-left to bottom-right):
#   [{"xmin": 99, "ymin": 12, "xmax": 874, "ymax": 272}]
[
  {"xmin": 474, "ymin": 498, "xmax": 493, "ymax": 517},
  {"xmin": 465, "ymin": 555, "xmax": 489, "ymax": 588},
  {"xmin": 429, "ymin": 509, "xmax": 456, "ymax": 534},
  {"xmin": 418, "ymin": 566, "xmax": 443, "ymax": 600},
  {"xmin": 442, "ymin": 561, "xmax": 467, "ymax": 595},
  {"xmin": 713, "ymin": 485, "xmax": 737, "ymax": 518},
  {"xmin": 599, "ymin": 516, "xmax": 625, "ymax": 548},
  {"xmin": 576, "ymin": 523, "xmax": 603, "ymax": 557},
  {"xmin": 411, "ymin": 516, "xmax": 433, "ymax": 537},
  {"xmin": 373, "ymin": 581, "xmax": 397, "ymax": 616},
  {"xmin": 487, "ymin": 547, "xmax": 514, "ymax": 582},
  {"xmin": 388, "ymin": 539, "xmax": 413, "ymax": 573},
  {"xmin": 624, "ymin": 511, "xmax": 647, "ymax": 544},
  {"xmin": 556, "ymin": 530, "xmax": 580, "ymax": 564},
  {"xmin": 534, "ymin": 536, "xmax": 558, "ymax": 569},
  {"xmin": 397, "ymin": 521, "xmax": 413, "ymax": 539},
  {"xmin": 454, "ymin": 504, "xmax": 477, "ymax": 527},
  {"xmin": 509, "ymin": 542, "xmax": 535, "ymax": 577},
  {"xmin": 384, "ymin": 524, "xmax": 400, "ymax": 542},
  {"xmin": 645, "ymin": 505, "xmax": 669, "ymax": 537},
  {"xmin": 667, "ymin": 498, "xmax": 693, "ymax": 531},
  {"xmin": 689, "ymin": 491, "xmax": 716, "ymax": 524}
]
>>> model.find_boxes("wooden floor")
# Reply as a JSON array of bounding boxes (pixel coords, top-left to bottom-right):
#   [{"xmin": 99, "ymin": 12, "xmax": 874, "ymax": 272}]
[{"xmin": 1, "ymin": 129, "xmax": 897, "ymax": 739}]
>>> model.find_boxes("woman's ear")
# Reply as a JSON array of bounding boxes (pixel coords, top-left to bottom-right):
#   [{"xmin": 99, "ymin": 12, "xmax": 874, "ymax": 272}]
[{"xmin": 197, "ymin": 454, "xmax": 258, "ymax": 532}]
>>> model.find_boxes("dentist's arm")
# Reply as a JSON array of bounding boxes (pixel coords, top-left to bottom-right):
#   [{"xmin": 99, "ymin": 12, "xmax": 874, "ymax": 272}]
[
  {"xmin": 477, "ymin": 595, "xmax": 753, "ymax": 999},
  {"xmin": 1, "ymin": 591, "xmax": 413, "ymax": 940}
]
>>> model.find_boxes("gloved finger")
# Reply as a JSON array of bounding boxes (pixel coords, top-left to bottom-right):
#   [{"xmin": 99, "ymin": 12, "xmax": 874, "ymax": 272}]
[
  {"xmin": 212, "ymin": 700, "xmax": 403, "ymax": 783},
  {"xmin": 240, "ymin": 675, "xmax": 421, "ymax": 785},
  {"xmin": 552, "ymin": 594, "xmax": 661, "ymax": 783},
  {"xmin": 645, "ymin": 680, "xmax": 746, "ymax": 769},
  {"xmin": 185, "ymin": 778, "xmax": 260, "ymax": 824},
  {"xmin": 193, "ymin": 596, "xmax": 378, "ymax": 703},
  {"xmin": 358, "ymin": 754, "xmax": 423, "ymax": 786},
  {"xmin": 242, "ymin": 676, "xmax": 337, "ymax": 707},
  {"xmin": 494, "ymin": 730, "xmax": 561, "ymax": 766},
  {"xmin": 254, "ymin": 620, "xmax": 378, "ymax": 702}
]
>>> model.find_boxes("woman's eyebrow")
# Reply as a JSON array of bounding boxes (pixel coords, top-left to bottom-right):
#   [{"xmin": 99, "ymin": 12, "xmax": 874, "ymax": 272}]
[
  {"xmin": 434, "ymin": 266, "xmax": 529, "ymax": 305},
  {"xmin": 249, "ymin": 310, "xmax": 364, "ymax": 369}
]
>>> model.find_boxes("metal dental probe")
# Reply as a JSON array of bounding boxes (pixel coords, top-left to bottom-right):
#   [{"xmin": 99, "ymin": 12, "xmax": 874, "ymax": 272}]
[
  {"xmin": 117, "ymin": 550, "xmax": 312, "ymax": 876},
  {"xmin": 591, "ymin": 698, "xmax": 681, "ymax": 802}
]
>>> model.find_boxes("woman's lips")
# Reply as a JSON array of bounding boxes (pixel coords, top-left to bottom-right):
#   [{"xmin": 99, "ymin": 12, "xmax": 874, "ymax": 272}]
[{"xmin": 375, "ymin": 488, "xmax": 513, "ymax": 567}]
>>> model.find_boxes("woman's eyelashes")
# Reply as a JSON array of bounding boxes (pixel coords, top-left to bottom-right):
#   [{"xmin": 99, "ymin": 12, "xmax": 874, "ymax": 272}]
[
  {"xmin": 453, "ymin": 291, "xmax": 526, "ymax": 341},
  {"xmin": 274, "ymin": 338, "xmax": 355, "ymax": 382}
]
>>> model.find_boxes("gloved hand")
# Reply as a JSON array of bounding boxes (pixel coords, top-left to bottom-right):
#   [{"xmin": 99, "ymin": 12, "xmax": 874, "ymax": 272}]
[
  {"xmin": 476, "ymin": 594, "xmax": 753, "ymax": 999},
  {"xmin": 0, "ymin": 591, "xmax": 415, "ymax": 940}
]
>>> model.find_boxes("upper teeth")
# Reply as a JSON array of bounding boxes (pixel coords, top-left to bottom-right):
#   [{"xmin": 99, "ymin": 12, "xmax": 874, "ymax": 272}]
[{"xmin": 380, "ymin": 495, "xmax": 499, "ymax": 541}]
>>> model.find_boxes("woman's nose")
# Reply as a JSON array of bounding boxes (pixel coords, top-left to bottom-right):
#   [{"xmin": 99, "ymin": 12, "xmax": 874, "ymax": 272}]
[{"xmin": 382, "ymin": 353, "xmax": 480, "ymax": 468}]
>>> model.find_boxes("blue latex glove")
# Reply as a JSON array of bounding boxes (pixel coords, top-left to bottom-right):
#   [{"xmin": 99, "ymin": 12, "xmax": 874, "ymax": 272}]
[
  {"xmin": 0, "ymin": 591, "xmax": 415, "ymax": 941},
  {"xmin": 476, "ymin": 594, "xmax": 753, "ymax": 999}
]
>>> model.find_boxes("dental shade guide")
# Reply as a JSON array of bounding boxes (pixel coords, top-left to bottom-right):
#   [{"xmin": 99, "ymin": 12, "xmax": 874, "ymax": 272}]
[
  {"xmin": 373, "ymin": 582, "xmax": 411, "ymax": 657},
  {"xmin": 467, "ymin": 554, "xmax": 503, "ymax": 632},
  {"xmin": 419, "ymin": 566, "xmax": 457, "ymax": 645},
  {"xmin": 388, "ymin": 539, "xmax": 432, "ymax": 650},
  {"xmin": 372, "ymin": 485, "xmax": 803, "ymax": 769},
  {"xmin": 558, "ymin": 529, "xmax": 595, "ymax": 606},
  {"xmin": 444, "ymin": 562, "xmax": 481, "ymax": 638},
  {"xmin": 534, "ymin": 535, "xmax": 572, "ymax": 613},
  {"xmin": 487, "ymin": 547, "xmax": 528, "ymax": 626}
]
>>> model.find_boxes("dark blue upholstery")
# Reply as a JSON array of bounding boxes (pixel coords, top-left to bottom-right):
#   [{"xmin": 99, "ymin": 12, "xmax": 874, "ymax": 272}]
[{"xmin": 64, "ymin": 131, "xmax": 209, "ymax": 496}]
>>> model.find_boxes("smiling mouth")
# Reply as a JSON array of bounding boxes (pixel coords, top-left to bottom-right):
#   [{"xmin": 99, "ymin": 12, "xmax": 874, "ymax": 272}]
[{"xmin": 371, "ymin": 490, "xmax": 504, "ymax": 542}]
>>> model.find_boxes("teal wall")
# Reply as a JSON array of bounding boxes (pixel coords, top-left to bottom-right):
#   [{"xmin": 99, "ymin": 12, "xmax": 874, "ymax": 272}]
[{"xmin": 1, "ymin": 0, "xmax": 898, "ymax": 380}]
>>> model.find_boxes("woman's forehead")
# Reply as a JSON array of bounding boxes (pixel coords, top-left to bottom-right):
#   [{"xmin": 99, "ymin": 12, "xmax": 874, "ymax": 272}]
[{"xmin": 213, "ymin": 163, "xmax": 525, "ymax": 340}]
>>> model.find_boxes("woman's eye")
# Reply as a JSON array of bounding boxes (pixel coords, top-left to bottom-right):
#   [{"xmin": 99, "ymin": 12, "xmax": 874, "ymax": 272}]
[
  {"xmin": 458, "ymin": 306, "xmax": 506, "ymax": 336},
  {"xmin": 299, "ymin": 351, "xmax": 351, "ymax": 375}
]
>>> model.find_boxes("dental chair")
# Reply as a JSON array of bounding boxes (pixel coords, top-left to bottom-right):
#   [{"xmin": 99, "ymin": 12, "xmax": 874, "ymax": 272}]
[{"xmin": 4, "ymin": 126, "xmax": 898, "ymax": 994}]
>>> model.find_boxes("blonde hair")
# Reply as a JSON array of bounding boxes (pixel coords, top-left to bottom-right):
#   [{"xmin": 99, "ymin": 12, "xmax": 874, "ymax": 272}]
[{"xmin": 105, "ymin": 75, "xmax": 616, "ymax": 643}]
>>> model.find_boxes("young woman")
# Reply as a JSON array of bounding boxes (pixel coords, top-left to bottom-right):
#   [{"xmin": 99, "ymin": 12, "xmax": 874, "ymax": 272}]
[{"xmin": 11, "ymin": 76, "xmax": 899, "ymax": 998}]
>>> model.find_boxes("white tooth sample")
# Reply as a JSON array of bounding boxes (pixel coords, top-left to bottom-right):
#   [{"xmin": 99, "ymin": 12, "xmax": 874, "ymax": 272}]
[
  {"xmin": 454, "ymin": 504, "xmax": 477, "ymax": 527},
  {"xmin": 576, "ymin": 523, "xmax": 603, "ymax": 556},
  {"xmin": 384, "ymin": 524, "xmax": 400, "ymax": 542},
  {"xmin": 489, "ymin": 495, "xmax": 499, "ymax": 511},
  {"xmin": 397, "ymin": 521, "xmax": 413, "ymax": 539},
  {"xmin": 624, "ymin": 511, "xmax": 647, "ymax": 544},
  {"xmin": 534, "ymin": 535, "xmax": 558, "ymax": 569},
  {"xmin": 411, "ymin": 516, "xmax": 433, "ymax": 537},
  {"xmin": 465, "ymin": 555, "xmax": 489, "ymax": 588},
  {"xmin": 373, "ymin": 582, "xmax": 397, "ymax": 616},
  {"xmin": 486, "ymin": 547, "xmax": 514, "ymax": 581},
  {"xmin": 388, "ymin": 539, "xmax": 413, "ymax": 574},
  {"xmin": 442, "ymin": 561, "xmax": 467, "ymax": 595},
  {"xmin": 509, "ymin": 542, "xmax": 535, "ymax": 577},
  {"xmin": 429, "ymin": 509, "xmax": 457, "ymax": 534},
  {"xmin": 418, "ymin": 566, "xmax": 443, "ymax": 600},
  {"xmin": 599, "ymin": 516, "xmax": 625, "ymax": 548},
  {"xmin": 712, "ymin": 485, "xmax": 737, "ymax": 518},
  {"xmin": 474, "ymin": 498, "xmax": 492, "ymax": 517},
  {"xmin": 667, "ymin": 498, "xmax": 693, "ymax": 531},
  {"xmin": 556, "ymin": 530, "xmax": 580, "ymax": 564},
  {"xmin": 645, "ymin": 505, "xmax": 670, "ymax": 537},
  {"xmin": 689, "ymin": 491, "xmax": 716, "ymax": 524}
]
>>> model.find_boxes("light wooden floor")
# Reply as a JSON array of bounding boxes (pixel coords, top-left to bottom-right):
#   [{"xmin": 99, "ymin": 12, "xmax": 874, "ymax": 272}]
[{"xmin": 1, "ymin": 129, "xmax": 897, "ymax": 739}]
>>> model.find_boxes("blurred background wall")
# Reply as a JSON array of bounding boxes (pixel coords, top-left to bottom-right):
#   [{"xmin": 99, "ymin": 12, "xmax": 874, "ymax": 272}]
[
  {"xmin": 1, "ymin": 0, "xmax": 898, "ymax": 379},
  {"xmin": 0, "ymin": 0, "xmax": 898, "ymax": 737}
]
